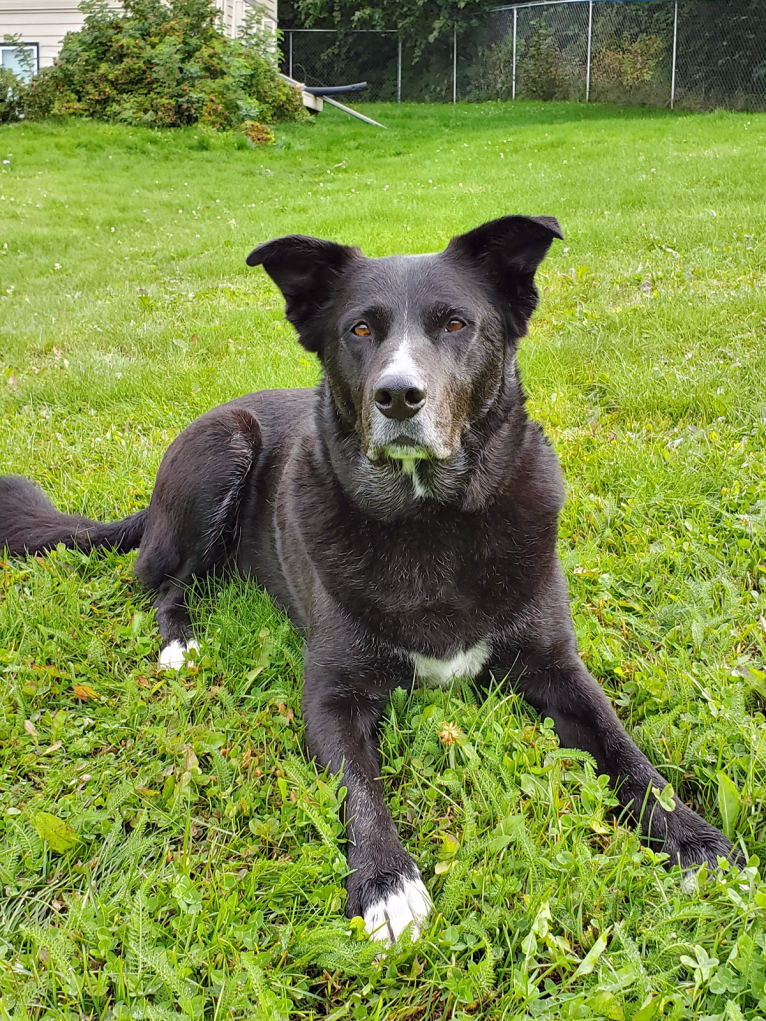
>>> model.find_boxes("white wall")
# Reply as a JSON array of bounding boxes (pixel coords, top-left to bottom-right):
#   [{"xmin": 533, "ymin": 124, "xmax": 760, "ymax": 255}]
[
  {"xmin": 215, "ymin": 0, "xmax": 278, "ymax": 40},
  {"xmin": 0, "ymin": 1, "xmax": 116, "ymax": 67},
  {"xmin": 0, "ymin": 0, "xmax": 277, "ymax": 67}
]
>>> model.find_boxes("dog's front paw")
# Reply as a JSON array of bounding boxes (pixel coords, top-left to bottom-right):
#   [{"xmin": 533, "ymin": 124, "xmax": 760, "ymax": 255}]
[
  {"xmin": 159, "ymin": 639, "xmax": 199, "ymax": 670},
  {"xmin": 348, "ymin": 862, "xmax": 432, "ymax": 945},
  {"xmin": 664, "ymin": 806, "xmax": 742, "ymax": 872},
  {"xmin": 363, "ymin": 875, "xmax": 432, "ymax": 945}
]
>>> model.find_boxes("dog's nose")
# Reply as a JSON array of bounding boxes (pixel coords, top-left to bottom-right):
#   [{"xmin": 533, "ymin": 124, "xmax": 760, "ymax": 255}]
[{"xmin": 373, "ymin": 375, "xmax": 427, "ymax": 420}]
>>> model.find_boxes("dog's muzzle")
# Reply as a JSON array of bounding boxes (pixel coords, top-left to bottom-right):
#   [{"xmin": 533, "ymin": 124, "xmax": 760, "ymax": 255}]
[{"xmin": 363, "ymin": 367, "xmax": 455, "ymax": 463}]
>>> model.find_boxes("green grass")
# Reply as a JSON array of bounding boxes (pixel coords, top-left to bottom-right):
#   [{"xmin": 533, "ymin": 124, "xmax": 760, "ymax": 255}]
[{"xmin": 1, "ymin": 102, "xmax": 765, "ymax": 1020}]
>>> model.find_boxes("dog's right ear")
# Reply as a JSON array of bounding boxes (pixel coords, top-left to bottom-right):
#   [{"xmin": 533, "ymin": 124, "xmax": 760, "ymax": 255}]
[{"xmin": 246, "ymin": 235, "xmax": 360, "ymax": 353}]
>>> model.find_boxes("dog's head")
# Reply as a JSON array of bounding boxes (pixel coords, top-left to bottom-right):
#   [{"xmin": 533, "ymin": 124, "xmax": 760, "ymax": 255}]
[{"xmin": 247, "ymin": 216, "xmax": 562, "ymax": 510}]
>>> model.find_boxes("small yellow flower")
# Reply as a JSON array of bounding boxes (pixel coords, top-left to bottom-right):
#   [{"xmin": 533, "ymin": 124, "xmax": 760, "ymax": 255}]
[{"xmin": 438, "ymin": 721, "xmax": 462, "ymax": 746}]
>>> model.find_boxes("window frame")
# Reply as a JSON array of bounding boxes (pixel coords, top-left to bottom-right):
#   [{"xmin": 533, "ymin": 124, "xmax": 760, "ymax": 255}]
[{"xmin": 0, "ymin": 42, "xmax": 39, "ymax": 80}]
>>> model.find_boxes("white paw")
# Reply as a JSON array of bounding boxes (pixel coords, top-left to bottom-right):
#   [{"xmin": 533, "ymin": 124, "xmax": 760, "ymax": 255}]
[
  {"xmin": 681, "ymin": 868, "xmax": 699, "ymax": 894},
  {"xmin": 682, "ymin": 864, "xmax": 749, "ymax": 896},
  {"xmin": 159, "ymin": 639, "xmax": 199, "ymax": 670},
  {"xmin": 363, "ymin": 876, "xmax": 432, "ymax": 945}
]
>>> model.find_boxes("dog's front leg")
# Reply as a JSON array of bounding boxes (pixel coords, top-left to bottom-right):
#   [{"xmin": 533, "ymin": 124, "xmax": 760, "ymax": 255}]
[
  {"xmin": 301, "ymin": 642, "xmax": 431, "ymax": 944},
  {"xmin": 498, "ymin": 641, "xmax": 738, "ymax": 871}
]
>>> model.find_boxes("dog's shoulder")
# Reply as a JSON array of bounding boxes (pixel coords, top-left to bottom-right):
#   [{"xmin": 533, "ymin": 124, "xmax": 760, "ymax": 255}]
[
  {"xmin": 230, "ymin": 387, "xmax": 316, "ymax": 424},
  {"xmin": 508, "ymin": 417, "xmax": 567, "ymax": 522}
]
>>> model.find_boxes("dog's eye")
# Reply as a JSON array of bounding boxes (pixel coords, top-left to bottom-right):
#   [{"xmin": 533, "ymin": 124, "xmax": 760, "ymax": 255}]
[
  {"xmin": 352, "ymin": 322, "xmax": 371, "ymax": 337},
  {"xmin": 445, "ymin": 318, "xmax": 466, "ymax": 333}
]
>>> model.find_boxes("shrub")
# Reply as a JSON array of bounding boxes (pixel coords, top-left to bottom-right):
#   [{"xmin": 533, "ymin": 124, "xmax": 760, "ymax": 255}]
[
  {"xmin": 518, "ymin": 26, "xmax": 569, "ymax": 101},
  {"xmin": 241, "ymin": 119, "xmax": 275, "ymax": 145},
  {"xmin": 592, "ymin": 34, "xmax": 664, "ymax": 88},
  {"xmin": 470, "ymin": 35, "xmax": 515, "ymax": 102},
  {"xmin": 0, "ymin": 67, "xmax": 26, "ymax": 124},
  {"xmin": 21, "ymin": 0, "xmax": 305, "ymax": 128},
  {"xmin": 590, "ymin": 33, "xmax": 667, "ymax": 106}
]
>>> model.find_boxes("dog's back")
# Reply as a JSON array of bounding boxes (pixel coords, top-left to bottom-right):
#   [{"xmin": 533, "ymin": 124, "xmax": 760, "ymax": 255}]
[{"xmin": 0, "ymin": 387, "xmax": 316, "ymax": 563}]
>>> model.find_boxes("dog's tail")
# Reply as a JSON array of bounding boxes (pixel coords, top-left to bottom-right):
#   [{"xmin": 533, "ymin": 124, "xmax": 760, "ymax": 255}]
[{"xmin": 0, "ymin": 475, "xmax": 147, "ymax": 557}]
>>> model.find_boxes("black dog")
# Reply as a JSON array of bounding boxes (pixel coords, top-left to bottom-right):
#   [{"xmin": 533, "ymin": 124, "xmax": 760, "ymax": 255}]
[{"xmin": 0, "ymin": 215, "xmax": 737, "ymax": 944}]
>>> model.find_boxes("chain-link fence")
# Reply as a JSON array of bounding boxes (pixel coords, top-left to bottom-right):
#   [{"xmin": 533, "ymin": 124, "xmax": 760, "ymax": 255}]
[
  {"xmin": 282, "ymin": 30, "xmax": 399, "ymax": 101},
  {"xmin": 280, "ymin": 0, "xmax": 766, "ymax": 110},
  {"xmin": 483, "ymin": 0, "xmax": 766, "ymax": 109},
  {"xmin": 281, "ymin": 29, "xmax": 481, "ymax": 104}
]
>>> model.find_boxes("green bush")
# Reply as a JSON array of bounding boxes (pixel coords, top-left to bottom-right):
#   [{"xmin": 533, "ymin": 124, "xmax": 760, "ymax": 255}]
[
  {"xmin": 518, "ymin": 26, "xmax": 569, "ymax": 101},
  {"xmin": 0, "ymin": 66, "xmax": 26, "ymax": 123},
  {"xmin": 21, "ymin": 0, "xmax": 305, "ymax": 128},
  {"xmin": 593, "ymin": 34, "xmax": 664, "ymax": 87},
  {"xmin": 589, "ymin": 33, "xmax": 668, "ymax": 106}
]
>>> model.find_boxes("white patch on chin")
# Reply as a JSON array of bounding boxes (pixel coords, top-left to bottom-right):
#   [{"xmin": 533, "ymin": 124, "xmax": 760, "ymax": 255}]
[
  {"xmin": 364, "ymin": 876, "xmax": 432, "ymax": 944},
  {"xmin": 410, "ymin": 639, "xmax": 491, "ymax": 688},
  {"xmin": 159, "ymin": 639, "xmax": 199, "ymax": 670},
  {"xmin": 398, "ymin": 456, "xmax": 430, "ymax": 499}
]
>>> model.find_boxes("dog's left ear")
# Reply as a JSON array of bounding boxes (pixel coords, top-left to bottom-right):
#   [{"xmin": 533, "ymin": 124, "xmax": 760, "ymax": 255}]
[
  {"xmin": 246, "ymin": 234, "xmax": 361, "ymax": 352},
  {"xmin": 446, "ymin": 215, "xmax": 564, "ymax": 333}
]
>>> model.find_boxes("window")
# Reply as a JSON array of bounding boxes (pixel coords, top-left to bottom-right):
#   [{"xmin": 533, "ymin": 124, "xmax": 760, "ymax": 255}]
[{"xmin": 0, "ymin": 44, "xmax": 39, "ymax": 82}]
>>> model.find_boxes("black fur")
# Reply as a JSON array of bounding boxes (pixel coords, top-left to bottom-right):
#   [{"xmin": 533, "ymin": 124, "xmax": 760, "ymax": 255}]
[
  {"xmin": 0, "ymin": 215, "xmax": 739, "ymax": 933},
  {"xmin": 0, "ymin": 475, "xmax": 147, "ymax": 555}
]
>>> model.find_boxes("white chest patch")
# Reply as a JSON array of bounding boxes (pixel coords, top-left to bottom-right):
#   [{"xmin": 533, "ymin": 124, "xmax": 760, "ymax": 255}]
[{"xmin": 409, "ymin": 639, "xmax": 492, "ymax": 688}]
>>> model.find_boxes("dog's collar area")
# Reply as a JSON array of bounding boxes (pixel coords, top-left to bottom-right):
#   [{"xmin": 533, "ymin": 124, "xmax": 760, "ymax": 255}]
[{"xmin": 353, "ymin": 439, "xmax": 473, "ymax": 507}]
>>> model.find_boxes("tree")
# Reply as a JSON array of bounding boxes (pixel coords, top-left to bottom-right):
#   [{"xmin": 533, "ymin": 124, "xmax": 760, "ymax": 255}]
[{"xmin": 281, "ymin": 0, "xmax": 498, "ymax": 53}]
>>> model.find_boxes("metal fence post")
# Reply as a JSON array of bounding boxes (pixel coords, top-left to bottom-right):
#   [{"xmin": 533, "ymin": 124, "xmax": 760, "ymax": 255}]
[
  {"xmin": 585, "ymin": 0, "xmax": 593, "ymax": 101},
  {"xmin": 397, "ymin": 36, "xmax": 402, "ymax": 103},
  {"xmin": 670, "ymin": 0, "xmax": 678, "ymax": 109},
  {"xmin": 453, "ymin": 24, "xmax": 457, "ymax": 103},
  {"xmin": 512, "ymin": 6, "xmax": 517, "ymax": 100},
  {"xmin": 288, "ymin": 30, "xmax": 293, "ymax": 80}
]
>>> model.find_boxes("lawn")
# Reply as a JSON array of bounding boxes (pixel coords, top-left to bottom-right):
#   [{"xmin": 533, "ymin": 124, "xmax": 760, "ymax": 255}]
[{"xmin": 0, "ymin": 102, "xmax": 765, "ymax": 1021}]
